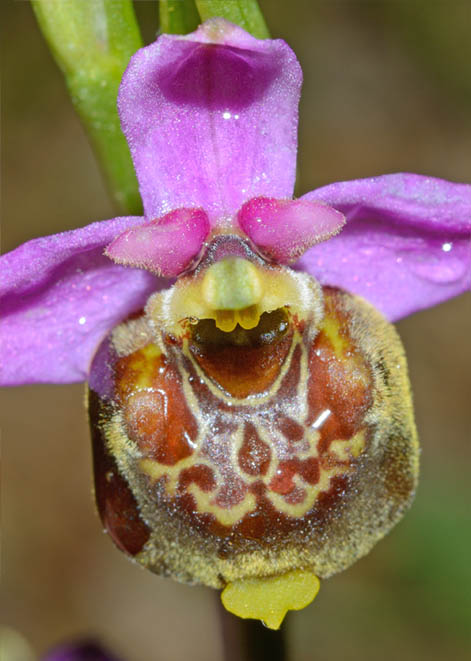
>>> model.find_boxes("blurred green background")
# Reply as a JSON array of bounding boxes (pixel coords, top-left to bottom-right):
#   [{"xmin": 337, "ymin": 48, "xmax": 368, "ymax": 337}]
[{"xmin": 2, "ymin": 1, "xmax": 470, "ymax": 660}]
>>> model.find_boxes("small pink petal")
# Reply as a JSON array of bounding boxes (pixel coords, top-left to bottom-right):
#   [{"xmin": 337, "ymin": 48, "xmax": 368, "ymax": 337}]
[
  {"xmin": 237, "ymin": 196, "xmax": 345, "ymax": 263},
  {"xmin": 105, "ymin": 208, "xmax": 210, "ymax": 276}
]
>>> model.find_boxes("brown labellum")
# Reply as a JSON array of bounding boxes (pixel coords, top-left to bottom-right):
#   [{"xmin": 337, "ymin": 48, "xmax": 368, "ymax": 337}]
[{"xmin": 88, "ymin": 236, "xmax": 418, "ymax": 588}]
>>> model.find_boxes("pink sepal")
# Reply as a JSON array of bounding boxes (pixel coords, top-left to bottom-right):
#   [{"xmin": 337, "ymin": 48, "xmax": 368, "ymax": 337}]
[
  {"xmin": 118, "ymin": 19, "xmax": 302, "ymax": 221},
  {"xmin": 299, "ymin": 174, "xmax": 471, "ymax": 321}
]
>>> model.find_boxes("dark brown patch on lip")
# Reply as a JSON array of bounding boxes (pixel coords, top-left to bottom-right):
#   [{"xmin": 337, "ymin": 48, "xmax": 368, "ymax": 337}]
[
  {"xmin": 89, "ymin": 389, "xmax": 151, "ymax": 556},
  {"xmin": 189, "ymin": 331, "xmax": 293, "ymax": 398},
  {"xmin": 187, "ymin": 308, "xmax": 291, "ymax": 398},
  {"xmin": 238, "ymin": 423, "xmax": 271, "ymax": 477},
  {"xmin": 278, "ymin": 416, "xmax": 305, "ymax": 442}
]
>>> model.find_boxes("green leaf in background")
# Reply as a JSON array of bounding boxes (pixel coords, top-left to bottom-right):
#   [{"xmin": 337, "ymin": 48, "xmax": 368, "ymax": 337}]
[
  {"xmin": 32, "ymin": 0, "xmax": 143, "ymax": 214},
  {"xmin": 195, "ymin": 0, "xmax": 270, "ymax": 38},
  {"xmin": 159, "ymin": 0, "xmax": 200, "ymax": 35}
]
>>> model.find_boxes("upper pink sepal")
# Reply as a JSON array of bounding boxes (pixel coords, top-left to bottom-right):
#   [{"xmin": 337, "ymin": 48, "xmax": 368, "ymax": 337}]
[
  {"xmin": 118, "ymin": 18, "xmax": 302, "ymax": 221},
  {"xmin": 238, "ymin": 196, "xmax": 346, "ymax": 263},
  {"xmin": 105, "ymin": 208, "xmax": 210, "ymax": 276}
]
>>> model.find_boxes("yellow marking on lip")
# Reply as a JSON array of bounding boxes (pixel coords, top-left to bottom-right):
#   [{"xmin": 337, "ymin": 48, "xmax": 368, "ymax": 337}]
[
  {"xmin": 267, "ymin": 430, "xmax": 366, "ymax": 518},
  {"xmin": 267, "ymin": 465, "xmax": 342, "ymax": 518},
  {"xmin": 187, "ymin": 483, "xmax": 257, "ymax": 526},
  {"xmin": 329, "ymin": 430, "xmax": 366, "ymax": 461},
  {"xmin": 350, "ymin": 430, "xmax": 366, "ymax": 458},
  {"xmin": 140, "ymin": 455, "xmax": 200, "ymax": 494},
  {"xmin": 320, "ymin": 315, "xmax": 349, "ymax": 357},
  {"xmin": 221, "ymin": 570, "xmax": 320, "ymax": 629},
  {"xmin": 118, "ymin": 343, "xmax": 162, "ymax": 392},
  {"xmin": 139, "ymin": 426, "xmax": 366, "ymax": 525},
  {"xmin": 141, "ymin": 437, "xmax": 258, "ymax": 526}
]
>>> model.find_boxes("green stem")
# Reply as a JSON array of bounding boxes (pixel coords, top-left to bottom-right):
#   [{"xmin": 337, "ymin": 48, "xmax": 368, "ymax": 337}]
[
  {"xmin": 217, "ymin": 594, "xmax": 287, "ymax": 661},
  {"xmin": 159, "ymin": 0, "xmax": 200, "ymax": 35},
  {"xmin": 32, "ymin": 0, "xmax": 143, "ymax": 214},
  {"xmin": 195, "ymin": 0, "xmax": 270, "ymax": 38}
]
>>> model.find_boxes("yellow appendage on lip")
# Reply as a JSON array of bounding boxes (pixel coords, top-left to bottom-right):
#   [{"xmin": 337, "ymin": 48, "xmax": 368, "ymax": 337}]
[
  {"xmin": 202, "ymin": 258, "xmax": 263, "ymax": 331},
  {"xmin": 221, "ymin": 570, "xmax": 320, "ymax": 629},
  {"xmin": 147, "ymin": 253, "xmax": 322, "ymax": 341}
]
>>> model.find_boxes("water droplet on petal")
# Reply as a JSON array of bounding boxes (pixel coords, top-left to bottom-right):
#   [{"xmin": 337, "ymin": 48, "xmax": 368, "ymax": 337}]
[{"xmin": 404, "ymin": 246, "xmax": 467, "ymax": 284}]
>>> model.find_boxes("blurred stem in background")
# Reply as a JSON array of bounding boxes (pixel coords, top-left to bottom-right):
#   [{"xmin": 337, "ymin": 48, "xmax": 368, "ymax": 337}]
[
  {"xmin": 195, "ymin": 0, "xmax": 270, "ymax": 39},
  {"xmin": 159, "ymin": 0, "xmax": 200, "ymax": 35},
  {"xmin": 218, "ymin": 598, "xmax": 287, "ymax": 661},
  {"xmin": 33, "ymin": 0, "xmax": 269, "ymax": 215},
  {"xmin": 32, "ymin": 0, "xmax": 143, "ymax": 215}
]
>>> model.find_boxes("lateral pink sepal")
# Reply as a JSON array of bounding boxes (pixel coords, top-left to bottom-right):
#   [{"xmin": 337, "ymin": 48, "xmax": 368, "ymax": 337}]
[
  {"xmin": 105, "ymin": 208, "xmax": 210, "ymax": 276},
  {"xmin": 237, "ymin": 196, "xmax": 346, "ymax": 263}
]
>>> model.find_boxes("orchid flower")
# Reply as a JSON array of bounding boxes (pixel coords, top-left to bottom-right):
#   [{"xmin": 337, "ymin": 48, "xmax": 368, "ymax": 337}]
[
  {"xmin": 1, "ymin": 19, "xmax": 470, "ymax": 630},
  {"xmin": 43, "ymin": 641, "xmax": 120, "ymax": 661}
]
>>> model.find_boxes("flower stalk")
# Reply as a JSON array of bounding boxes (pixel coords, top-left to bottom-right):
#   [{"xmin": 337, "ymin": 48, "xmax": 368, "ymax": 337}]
[
  {"xmin": 218, "ymin": 596, "xmax": 287, "ymax": 661},
  {"xmin": 195, "ymin": 0, "xmax": 270, "ymax": 38},
  {"xmin": 32, "ymin": 0, "xmax": 143, "ymax": 214},
  {"xmin": 159, "ymin": 0, "xmax": 200, "ymax": 35},
  {"xmin": 32, "ymin": 0, "xmax": 270, "ymax": 215},
  {"xmin": 195, "ymin": 0, "xmax": 270, "ymax": 39}
]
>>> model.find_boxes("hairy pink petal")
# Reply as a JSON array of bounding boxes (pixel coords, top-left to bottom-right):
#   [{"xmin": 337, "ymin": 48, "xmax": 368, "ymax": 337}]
[
  {"xmin": 0, "ymin": 218, "xmax": 163, "ymax": 386},
  {"xmin": 298, "ymin": 174, "xmax": 471, "ymax": 321},
  {"xmin": 105, "ymin": 208, "xmax": 210, "ymax": 276},
  {"xmin": 238, "ymin": 196, "xmax": 345, "ymax": 263},
  {"xmin": 118, "ymin": 18, "xmax": 302, "ymax": 222}
]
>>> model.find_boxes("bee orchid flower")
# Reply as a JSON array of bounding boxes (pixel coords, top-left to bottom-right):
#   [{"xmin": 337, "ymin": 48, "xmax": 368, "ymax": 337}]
[
  {"xmin": 1, "ymin": 19, "xmax": 470, "ymax": 629},
  {"xmin": 43, "ymin": 641, "xmax": 120, "ymax": 661}
]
